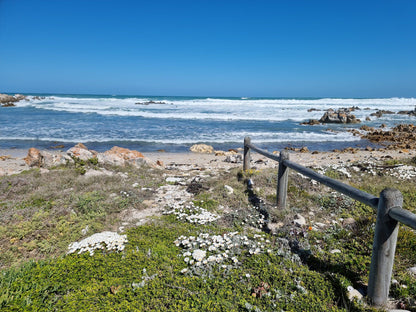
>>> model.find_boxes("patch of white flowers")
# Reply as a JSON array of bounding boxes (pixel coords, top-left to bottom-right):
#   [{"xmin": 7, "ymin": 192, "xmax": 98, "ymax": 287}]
[
  {"xmin": 315, "ymin": 162, "xmax": 416, "ymax": 180},
  {"xmin": 175, "ymin": 232, "xmax": 273, "ymax": 274},
  {"xmin": 67, "ymin": 231, "xmax": 127, "ymax": 256},
  {"xmin": 240, "ymin": 206, "xmax": 266, "ymax": 228},
  {"xmin": 163, "ymin": 201, "xmax": 220, "ymax": 225}
]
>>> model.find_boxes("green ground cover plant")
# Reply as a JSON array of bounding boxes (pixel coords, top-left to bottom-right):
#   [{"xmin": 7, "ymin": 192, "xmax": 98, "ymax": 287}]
[{"xmin": 1, "ymin": 157, "xmax": 415, "ymax": 311}]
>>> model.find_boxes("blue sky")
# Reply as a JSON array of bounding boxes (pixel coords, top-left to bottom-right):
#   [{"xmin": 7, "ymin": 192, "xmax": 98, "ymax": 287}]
[{"xmin": 0, "ymin": 0, "xmax": 415, "ymax": 97}]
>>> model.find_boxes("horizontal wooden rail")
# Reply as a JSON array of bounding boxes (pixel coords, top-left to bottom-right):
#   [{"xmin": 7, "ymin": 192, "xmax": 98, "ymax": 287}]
[
  {"xmin": 283, "ymin": 158, "xmax": 379, "ymax": 209},
  {"xmin": 245, "ymin": 142, "xmax": 280, "ymax": 162},
  {"xmin": 243, "ymin": 136, "xmax": 416, "ymax": 307},
  {"xmin": 246, "ymin": 140, "xmax": 379, "ymax": 209},
  {"xmin": 389, "ymin": 207, "xmax": 416, "ymax": 230}
]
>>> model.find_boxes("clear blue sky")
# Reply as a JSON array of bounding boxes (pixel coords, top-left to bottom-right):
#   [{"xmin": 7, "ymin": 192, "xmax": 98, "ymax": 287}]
[{"xmin": 0, "ymin": 0, "xmax": 415, "ymax": 97}]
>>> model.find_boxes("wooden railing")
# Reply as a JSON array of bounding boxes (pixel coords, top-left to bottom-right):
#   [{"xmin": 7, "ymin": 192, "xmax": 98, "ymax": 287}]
[{"xmin": 243, "ymin": 136, "xmax": 416, "ymax": 307}]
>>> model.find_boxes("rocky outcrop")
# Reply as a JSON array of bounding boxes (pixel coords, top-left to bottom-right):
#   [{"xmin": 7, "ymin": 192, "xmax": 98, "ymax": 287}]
[
  {"xmin": 24, "ymin": 148, "xmax": 43, "ymax": 167},
  {"xmin": 67, "ymin": 143, "xmax": 98, "ymax": 161},
  {"xmin": 190, "ymin": 144, "xmax": 214, "ymax": 154},
  {"xmin": 362, "ymin": 124, "xmax": 416, "ymax": 149},
  {"xmin": 25, "ymin": 148, "xmax": 70, "ymax": 167},
  {"xmin": 25, "ymin": 145, "xmax": 156, "ymax": 169},
  {"xmin": 370, "ymin": 110, "xmax": 394, "ymax": 118},
  {"xmin": 97, "ymin": 146, "xmax": 147, "ymax": 167},
  {"xmin": 398, "ymin": 107, "xmax": 416, "ymax": 117},
  {"xmin": 0, "ymin": 93, "xmax": 26, "ymax": 107},
  {"xmin": 319, "ymin": 108, "xmax": 360, "ymax": 124}
]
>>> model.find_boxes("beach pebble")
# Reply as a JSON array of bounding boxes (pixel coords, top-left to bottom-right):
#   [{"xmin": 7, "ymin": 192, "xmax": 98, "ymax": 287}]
[
  {"xmin": 347, "ymin": 286, "xmax": 363, "ymax": 301},
  {"xmin": 293, "ymin": 214, "xmax": 306, "ymax": 227},
  {"xmin": 408, "ymin": 266, "xmax": 416, "ymax": 276},
  {"xmin": 224, "ymin": 185, "xmax": 234, "ymax": 195},
  {"xmin": 166, "ymin": 177, "xmax": 183, "ymax": 183}
]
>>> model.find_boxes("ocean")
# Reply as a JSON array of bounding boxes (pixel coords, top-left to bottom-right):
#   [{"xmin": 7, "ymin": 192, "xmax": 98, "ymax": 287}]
[{"xmin": 1, "ymin": 94, "xmax": 416, "ymax": 153}]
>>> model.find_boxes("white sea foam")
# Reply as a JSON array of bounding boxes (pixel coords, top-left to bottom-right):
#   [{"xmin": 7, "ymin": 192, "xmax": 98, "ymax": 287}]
[
  {"xmin": 0, "ymin": 130, "xmax": 359, "ymax": 144},
  {"xmin": 4, "ymin": 95, "xmax": 414, "ymax": 150},
  {"xmin": 18, "ymin": 96, "xmax": 416, "ymax": 123}
]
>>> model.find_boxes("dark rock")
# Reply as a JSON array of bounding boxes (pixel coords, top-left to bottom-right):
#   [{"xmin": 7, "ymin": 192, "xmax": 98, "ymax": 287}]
[
  {"xmin": 370, "ymin": 110, "xmax": 394, "ymax": 118},
  {"xmin": 301, "ymin": 119, "xmax": 320, "ymax": 125},
  {"xmin": 398, "ymin": 107, "xmax": 416, "ymax": 116},
  {"xmin": 135, "ymin": 100, "xmax": 167, "ymax": 105},
  {"xmin": 360, "ymin": 125, "xmax": 374, "ymax": 131},
  {"xmin": 319, "ymin": 108, "xmax": 360, "ymax": 124}
]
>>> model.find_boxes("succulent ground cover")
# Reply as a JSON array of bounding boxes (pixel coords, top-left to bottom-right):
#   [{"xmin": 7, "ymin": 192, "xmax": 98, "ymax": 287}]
[{"xmin": 0, "ymin": 155, "xmax": 416, "ymax": 311}]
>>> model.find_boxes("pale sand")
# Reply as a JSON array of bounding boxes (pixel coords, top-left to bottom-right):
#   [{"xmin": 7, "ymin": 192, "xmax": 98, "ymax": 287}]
[{"xmin": 1, "ymin": 147, "xmax": 415, "ymax": 176}]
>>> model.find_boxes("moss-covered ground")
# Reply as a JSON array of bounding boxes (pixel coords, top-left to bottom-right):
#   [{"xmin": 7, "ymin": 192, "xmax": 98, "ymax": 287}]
[{"xmin": 0, "ymin": 156, "xmax": 415, "ymax": 311}]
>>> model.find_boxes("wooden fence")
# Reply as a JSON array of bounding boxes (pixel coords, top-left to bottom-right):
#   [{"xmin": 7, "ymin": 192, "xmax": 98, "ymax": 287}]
[{"xmin": 243, "ymin": 136, "xmax": 416, "ymax": 307}]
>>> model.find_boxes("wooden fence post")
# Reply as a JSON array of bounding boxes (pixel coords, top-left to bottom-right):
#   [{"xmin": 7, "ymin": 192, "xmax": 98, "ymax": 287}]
[
  {"xmin": 244, "ymin": 137, "xmax": 251, "ymax": 171},
  {"xmin": 277, "ymin": 150, "xmax": 289, "ymax": 209},
  {"xmin": 368, "ymin": 188, "xmax": 403, "ymax": 306}
]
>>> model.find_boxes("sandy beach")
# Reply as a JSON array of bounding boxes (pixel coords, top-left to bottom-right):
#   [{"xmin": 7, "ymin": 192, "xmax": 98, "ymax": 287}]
[{"xmin": 1, "ymin": 146, "xmax": 415, "ymax": 177}]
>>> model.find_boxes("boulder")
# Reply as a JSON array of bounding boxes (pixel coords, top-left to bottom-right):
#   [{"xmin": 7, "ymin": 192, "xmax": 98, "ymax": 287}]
[
  {"xmin": 41, "ymin": 151, "xmax": 70, "ymax": 167},
  {"xmin": 190, "ymin": 144, "xmax": 214, "ymax": 154},
  {"xmin": 224, "ymin": 154, "xmax": 243, "ymax": 163},
  {"xmin": 24, "ymin": 148, "xmax": 43, "ymax": 167},
  {"xmin": 97, "ymin": 146, "xmax": 148, "ymax": 167},
  {"xmin": 293, "ymin": 214, "xmax": 306, "ymax": 227},
  {"xmin": 67, "ymin": 143, "xmax": 97, "ymax": 161},
  {"xmin": 24, "ymin": 148, "xmax": 70, "ymax": 167},
  {"xmin": 0, "ymin": 93, "xmax": 26, "ymax": 107},
  {"xmin": 319, "ymin": 108, "xmax": 360, "ymax": 124}
]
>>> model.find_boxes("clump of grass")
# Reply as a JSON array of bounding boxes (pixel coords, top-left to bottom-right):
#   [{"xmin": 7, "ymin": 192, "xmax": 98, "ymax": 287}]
[{"xmin": 0, "ymin": 164, "xmax": 164, "ymax": 269}]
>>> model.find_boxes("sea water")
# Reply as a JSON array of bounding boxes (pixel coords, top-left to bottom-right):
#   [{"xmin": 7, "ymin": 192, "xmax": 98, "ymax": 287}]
[{"xmin": 1, "ymin": 94, "xmax": 415, "ymax": 152}]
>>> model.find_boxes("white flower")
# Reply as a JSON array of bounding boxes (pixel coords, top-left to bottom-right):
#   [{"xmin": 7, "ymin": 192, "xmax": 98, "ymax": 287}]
[
  {"xmin": 192, "ymin": 249, "xmax": 206, "ymax": 262},
  {"xmin": 207, "ymin": 255, "xmax": 217, "ymax": 262},
  {"xmin": 184, "ymin": 257, "xmax": 190, "ymax": 263},
  {"xmin": 245, "ymin": 273, "xmax": 251, "ymax": 278},
  {"xmin": 181, "ymin": 268, "xmax": 188, "ymax": 274}
]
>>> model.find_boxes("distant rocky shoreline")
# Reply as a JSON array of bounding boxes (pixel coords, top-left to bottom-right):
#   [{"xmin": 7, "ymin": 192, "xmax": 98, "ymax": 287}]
[
  {"xmin": 301, "ymin": 106, "xmax": 416, "ymax": 125},
  {"xmin": 0, "ymin": 93, "xmax": 27, "ymax": 107}
]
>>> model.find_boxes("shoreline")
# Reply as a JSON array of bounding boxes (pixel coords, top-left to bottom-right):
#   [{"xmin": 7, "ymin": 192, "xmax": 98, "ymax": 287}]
[{"xmin": 1, "ymin": 146, "xmax": 415, "ymax": 177}]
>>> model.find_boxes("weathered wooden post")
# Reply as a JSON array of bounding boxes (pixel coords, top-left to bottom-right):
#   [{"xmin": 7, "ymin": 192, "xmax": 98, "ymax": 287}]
[
  {"xmin": 243, "ymin": 137, "xmax": 251, "ymax": 171},
  {"xmin": 368, "ymin": 188, "xmax": 403, "ymax": 306},
  {"xmin": 277, "ymin": 150, "xmax": 289, "ymax": 209}
]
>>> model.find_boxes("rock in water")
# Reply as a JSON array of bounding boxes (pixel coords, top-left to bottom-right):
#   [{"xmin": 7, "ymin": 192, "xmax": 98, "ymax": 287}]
[{"xmin": 319, "ymin": 108, "xmax": 360, "ymax": 124}]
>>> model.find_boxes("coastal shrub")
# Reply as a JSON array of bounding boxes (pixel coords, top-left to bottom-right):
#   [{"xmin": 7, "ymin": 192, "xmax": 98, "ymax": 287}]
[
  {"xmin": 0, "ymin": 221, "xmax": 376, "ymax": 311},
  {"xmin": 2, "ymin": 155, "xmax": 416, "ymax": 310}
]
